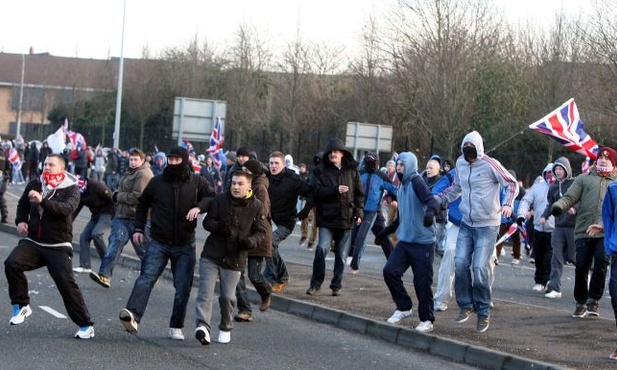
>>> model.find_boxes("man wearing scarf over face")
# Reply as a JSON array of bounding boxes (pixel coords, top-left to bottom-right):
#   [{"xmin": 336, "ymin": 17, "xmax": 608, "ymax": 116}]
[
  {"xmin": 552, "ymin": 146, "xmax": 617, "ymax": 318},
  {"xmin": 4, "ymin": 154, "xmax": 95, "ymax": 339},
  {"xmin": 119, "ymin": 146, "xmax": 215, "ymax": 341}
]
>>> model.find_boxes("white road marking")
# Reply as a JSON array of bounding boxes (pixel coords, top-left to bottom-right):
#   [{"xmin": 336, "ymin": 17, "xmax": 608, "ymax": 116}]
[{"xmin": 39, "ymin": 305, "xmax": 67, "ymax": 319}]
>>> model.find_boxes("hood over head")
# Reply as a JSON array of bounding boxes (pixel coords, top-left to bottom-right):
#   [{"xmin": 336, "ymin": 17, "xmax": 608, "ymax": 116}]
[
  {"xmin": 398, "ymin": 152, "xmax": 419, "ymax": 183},
  {"xmin": 460, "ymin": 131, "xmax": 485, "ymax": 159},
  {"xmin": 551, "ymin": 157, "xmax": 572, "ymax": 180},
  {"xmin": 322, "ymin": 138, "xmax": 356, "ymax": 168}
]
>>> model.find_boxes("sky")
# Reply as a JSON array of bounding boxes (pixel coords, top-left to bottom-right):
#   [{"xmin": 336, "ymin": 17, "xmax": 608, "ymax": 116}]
[{"xmin": 0, "ymin": 0, "xmax": 595, "ymax": 60}]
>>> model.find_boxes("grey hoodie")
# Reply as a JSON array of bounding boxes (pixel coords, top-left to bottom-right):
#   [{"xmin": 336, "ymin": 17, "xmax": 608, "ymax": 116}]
[{"xmin": 518, "ymin": 163, "xmax": 555, "ymax": 232}]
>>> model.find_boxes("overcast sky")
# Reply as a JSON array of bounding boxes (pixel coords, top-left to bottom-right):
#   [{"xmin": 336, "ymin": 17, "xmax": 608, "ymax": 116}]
[{"xmin": 0, "ymin": 0, "xmax": 593, "ymax": 60}]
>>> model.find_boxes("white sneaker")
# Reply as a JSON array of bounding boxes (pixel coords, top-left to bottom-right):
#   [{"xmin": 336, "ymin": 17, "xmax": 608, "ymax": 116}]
[
  {"xmin": 532, "ymin": 284, "xmax": 545, "ymax": 292},
  {"xmin": 545, "ymin": 290, "xmax": 562, "ymax": 299},
  {"xmin": 387, "ymin": 309, "xmax": 412, "ymax": 324},
  {"xmin": 415, "ymin": 320, "xmax": 434, "ymax": 333},
  {"xmin": 218, "ymin": 330, "xmax": 231, "ymax": 344},
  {"xmin": 75, "ymin": 326, "xmax": 95, "ymax": 339},
  {"xmin": 511, "ymin": 258, "xmax": 520, "ymax": 265},
  {"xmin": 169, "ymin": 328, "xmax": 185, "ymax": 340},
  {"xmin": 195, "ymin": 326, "xmax": 211, "ymax": 345},
  {"xmin": 434, "ymin": 302, "xmax": 448, "ymax": 312},
  {"xmin": 119, "ymin": 308, "xmax": 138, "ymax": 333},
  {"xmin": 9, "ymin": 304, "xmax": 32, "ymax": 325},
  {"xmin": 73, "ymin": 267, "xmax": 92, "ymax": 274}
]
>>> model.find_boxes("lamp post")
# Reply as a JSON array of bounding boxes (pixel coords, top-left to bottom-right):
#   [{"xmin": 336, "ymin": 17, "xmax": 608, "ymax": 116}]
[
  {"xmin": 113, "ymin": 0, "xmax": 126, "ymax": 149},
  {"xmin": 16, "ymin": 54, "xmax": 25, "ymax": 139}
]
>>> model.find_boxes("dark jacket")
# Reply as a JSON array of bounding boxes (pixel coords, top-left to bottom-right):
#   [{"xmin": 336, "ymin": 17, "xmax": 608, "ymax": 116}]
[
  {"xmin": 16, "ymin": 172, "xmax": 80, "ymax": 245},
  {"xmin": 73, "ymin": 179, "xmax": 114, "ymax": 220},
  {"xmin": 268, "ymin": 167, "xmax": 313, "ymax": 228},
  {"xmin": 313, "ymin": 138, "xmax": 364, "ymax": 229},
  {"xmin": 249, "ymin": 173, "xmax": 272, "ymax": 257},
  {"xmin": 201, "ymin": 190, "xmax": 268, "ymax": 271},
  {"xmin": 105, "ymin": 151, "xmax": 119, "ymax": 174},
  {"xmin": 135, "ymin": 170, "xmax": 215, "ymax": 246}
]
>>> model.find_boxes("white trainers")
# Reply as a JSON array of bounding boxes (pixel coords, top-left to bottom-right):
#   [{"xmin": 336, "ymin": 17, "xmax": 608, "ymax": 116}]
[
  {"xmin": 73, "ymin": 267, "xmax": 92, "ymax": 274},
  {"xmin": 415, "ymin": 320, "xmax": 434, "ymax": 333},
  {"xmin": 511, "ymin": 258, "xmax": 520, "ymax": 265},
  {"xmin": 532, "ymin": 284, "xmax": 545, "ymax": 292},
  {"xmin": 119, "ymin": 308, "xmax": 138, "ymax": 333},
  {"xmin": 434, "ymin": 302, "xmax": 448, "ymax": 312},
  {"xmin": 169, "ymin": 328, "xmax": 185, "ymax": 340},
  {"xmin": 218, "ymin": 330, "xmax": 231, "ymax": 344},
  {"xmin": 545, "ymin": 290, "xmax": 562, "ymax": 299},
  {"xmin": 195, "ymin": 326, "xmax": 211, "ymax": 345},
  {"xmin": 387, "ymin": 309, "xmax": 412, "ymax": 324},
  {"xmin": 75, "ymin": 326, "xmax": 95, "ymax": 339},
  {"xmin": 9, "ymin": 304, "xmax": 32, "ymax": 325}
]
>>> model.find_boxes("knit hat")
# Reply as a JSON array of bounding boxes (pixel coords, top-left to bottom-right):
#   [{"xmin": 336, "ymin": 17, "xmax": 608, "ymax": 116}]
[
  {"xmin": 598, "ymin": 147, "xmax": 617, "ymax": 167},
  {"xmin": 236, "ymin": 146, "xmax": 251, "ymax": 158},
  {"xmin": 242, "ymin": 159, "xmax": 263, "ymax": 176},
  {"xmin": 167, "ymin": 146, "xmax": 189, "ymax": 164}
]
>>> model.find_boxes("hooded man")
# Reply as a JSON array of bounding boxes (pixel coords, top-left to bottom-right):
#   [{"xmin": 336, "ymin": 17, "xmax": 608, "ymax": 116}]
[
  {"xmin": 119, "ymin": 146, "xmax": 216, "ymax": 340},
  {"xmin": 306, "ymin": 138, "xmax": 364, "ymax": 297},
  {"xmin": 4, "ymin": 154, "xmax": 95, "ymax": 339},
  {"xmin": 152, "ymin": 151, "xmax": 167, "ymax": 176},
  {"xmin": 437, "ymin": 131, "xmax": 518, "ymax": 333}
]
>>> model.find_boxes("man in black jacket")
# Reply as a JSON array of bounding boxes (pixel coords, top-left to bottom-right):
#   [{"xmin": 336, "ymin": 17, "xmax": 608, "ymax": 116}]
[
  {"xmin": 306, "ymin": 139, "xmax": 364, "ymax": 296},
  {"xmin": 4, "ymin": 154, "xmax": 94, "ymax": 339},
  {"xmin": 119, "ymin": 146, "xmax": 215, "ymax": 341},
  {"xmin": 264, "ymin": 151, "xmax": 313, "ymax": 293}
]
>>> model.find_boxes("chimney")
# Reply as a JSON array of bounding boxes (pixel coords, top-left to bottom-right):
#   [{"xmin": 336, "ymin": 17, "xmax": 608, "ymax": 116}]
[{"xmin": 29, "ymin": 47, "xmax": 34, "ymax": 55}]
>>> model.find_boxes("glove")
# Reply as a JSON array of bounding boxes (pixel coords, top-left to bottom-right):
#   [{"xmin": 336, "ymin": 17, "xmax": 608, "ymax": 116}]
[
  {"xmin": 297, "ymin": 207, "xmax": 311, "ymax": 221},
  {"xmin": 375, "ymin": 231, "xmax": 387, "ymax": 246},
  {"xmin": 516, "ymin": 216, "xmax": 525, "ymax": 226},
  {"xmin": 423, "ymin": 212, "xmax": 435, "ymax": 227},
  {"xmin": 551, "ymin": 206, "xmax": 563, "ymax": 217},
  {"xmin": 112, "ymin": 191, "xmax": 118, "ymax": 203}
]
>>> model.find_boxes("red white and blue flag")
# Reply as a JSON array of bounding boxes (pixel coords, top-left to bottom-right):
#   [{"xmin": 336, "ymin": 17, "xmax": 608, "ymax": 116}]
[
  {"xmin": 207, "ymin": 117, "xmax": 225, "ymax": 169},
  {"xmin": 8, "ymin": 148, "xmax": 20, "ymax": 169},
  {"xmin": 528, "ymin": 98, "xmax": 599, "ymax": 160}
]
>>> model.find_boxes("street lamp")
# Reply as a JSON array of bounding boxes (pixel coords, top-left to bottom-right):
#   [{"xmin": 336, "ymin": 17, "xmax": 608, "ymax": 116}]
[
  {"xmin": 16, "ymin": 54, "xmax": 25, "ymax": 139},
  {"xmin": 113, "ymin": 0, "xmax": 126, "ymax": 149}
]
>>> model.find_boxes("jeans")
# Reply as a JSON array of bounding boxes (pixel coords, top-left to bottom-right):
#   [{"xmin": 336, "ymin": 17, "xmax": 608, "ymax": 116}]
[
  {"xmin": 349, "ymin": 211, "xmax": 377, "ymax": 270},
  {"xmin": 383, "ymin": 241, "xmax": 435, "ymax": 322},
  {"xmin": 435, "ymin": 222, "xmax": 446, "ymax": 256},
  {"xmin": 104, "ymin": 172, "xmax": 120, "ymax": 192},
  {"xmin": 434, "ymin": 223, "xmax": 458, "ymax": 306},
  {"xmin": 264, "ymin": 223, "xmax": 293, "ymax": 284},
  {"xmin": 454, "ymin": 223, "xmax": 498, "ymax": 317},
  {"xmin": 548, "ymin": 227, "xmax": 575, "ymax": 293},
  {"xmin": 4, "ymin": 239, "xmax": 93, "ymax": 327},
  {"xmin": 574, "ymin": 237, "xmax": 609, "ymax": 304},
  {"xmin": 98, "ymin": 217, "xmax": 146, "ymax": 276},
  {"xmin": 609, "ymin": 255, "xmax": 617, "ymax": 325},
  {"xmin": 78, "ymin": 213, "xmax": 111, "ymax": 269},
  {"xmin": 126, "ymin": 240, "xmax": 196, "ymax": 328},
  {"xmin": 195, "ymin": 257, "xmax": 242, "ymax": 332},
  {"xmin": 300, "ymin": 208, "xmax": 319, "ymax": 247},
  {"xmin": 236, "ymin": 256, "xmax": 271, "ymax": 313},
  {"xmin": 532, "ymin": 231, "xmax": 552, "ymax": 285},
  {"xmin": 309, "ymin": 227, "xmax": 351, "ymax": 291}
]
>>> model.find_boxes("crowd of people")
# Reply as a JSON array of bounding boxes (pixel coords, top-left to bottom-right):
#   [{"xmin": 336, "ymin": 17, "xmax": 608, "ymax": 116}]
[{"xmin": 3, "ymin": 130, "xmax": 617, "ymax": 360}]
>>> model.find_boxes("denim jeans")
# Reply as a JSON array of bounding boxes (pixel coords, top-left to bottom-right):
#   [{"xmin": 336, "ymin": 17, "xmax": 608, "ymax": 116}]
[
  {"xmin": 574, "ymin": 237, "xmax": 609, "ymax": 304},
  {"xmin": 454, "ymin": 223, "xmax": 498, "ymax": 317},
  {"xmin": 383, "ymin": 241, "xmax": 435, "ymax": 322},
  {"xmin": 309, "ymin": 227, "xmax": 351, "ymax": 291},
  {"xmin": 236, "ymin": 256, "xmax": 271, "ymax": 313},
  {"xmin": 195, "ymin": 257, "xmax": 241, "ymax": 332},
  {"xmin": 98, "ymin": 217, "xmax": 146, "ymax": 276},
  {"xmin": 126, "ymin": 239, "xmax": 196, "ymax": 328},
  {"xmin": 78, "ymin": 213, "xmax": 111, "ymax": 269},
  {"xmin": 609, "ymin": 255, "xmax": 617, "ymax": 324},
  {"xmin": 349, "ymin": 211, "xmax": 377, "ymax": 270},
  {"xmin": 548, "ymin": 227, "xmax": 575, "ymax": 293},
  {"xmin": 264, "ymin": 223, "xmax": 293, "ymax": 284}
]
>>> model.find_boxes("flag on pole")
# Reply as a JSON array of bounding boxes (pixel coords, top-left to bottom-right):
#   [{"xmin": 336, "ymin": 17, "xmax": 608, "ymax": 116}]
[
  {"xmin": 494, "ymin": 223, "xmax": 518, "ymax": 247},
  {"xmin": 207, "ymin": 117, "xmax": 225, "ymax": 169},
  {"xmin": 8, "ymin": 148, "xmax": 21, "ymax": 169},
  {"xmin": 528, "ymin": 98, "xmax": 599, "ymax": 160},
  {"xmin": 581, "ymin": 156, "xmax": 592, "ymax": 174}
]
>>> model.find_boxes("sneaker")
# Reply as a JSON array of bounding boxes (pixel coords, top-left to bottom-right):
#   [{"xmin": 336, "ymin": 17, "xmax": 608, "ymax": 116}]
[
  {"xmin": 9, "ymin": 304, "xmax": 32, "ymax": 325},
  {"xmin": 75, "ymin": 326, "xmax": 95, "ymax": 339},
  {"xmin": 415, "ymin": 320, "xmax": 434, "ymax": 333},
  {"xmin": 119, "ymin": 308, "xmax": 138, "ymax": 333},
  {"xmin": 610, "ymin": 348, "xmax": 617, "ymax": 360},
  {"xmin": 259, "ymin": 295, "xmax": 271, "ymax": 312},
  {"xmin": 572, "ymin": 304, "xmax": 587, "ymax": 318},
  {"xmin": 511, "ymin": 258, "xmax": 520, "ymax": 265},
  {"xmin": 331, "ymin": 289, "xmax": 341, "ymax": 296},
  {"xmin": 169, "ymin": 328, "xmax": 185, "ymax": 340},
  {"xmin": 218, "ymin": 330, "xmax": 231, "ymax": 344},
  {"xmin": 476, "ymin": 315, "xmax": 490, "ymax": 333},
  {"xmin": 271, "ymin": 281, "xmax": 289, "ymax": 293},
  {"xmin": 73, "ymin": 267, "xmax": 92, "ymax": 274},
  {"xmin": 532, "ymin": 284, "xmax": 545, "ymax": 292},
  {"xmin": 434, "ymin": 302, "xmax": 448, "ymax": 312},
  {"xmin": 494, "ymin": 257, "xmax": 500, "ymax": 266},
  {"xmin": 234, "ymin": 312, "xmax": 253, "ymax": 322},
  {"xmin": 545, "ymin": 290, "xmax": 562, "ymax": 299},
  {"xmin": 454, "ymin": 309, "xmax": 474, "ymax": 323},
  {"xmin": 387, "ymin": 309, "xmax": 412, "ymax": 324},
  {"xmin": 195, "ymin": 326, "xmax": 210, "ymax": 345},
  {"xmin": 349, "ymin": 268, "xmax": 360, "ymax": 275},
  {"xmin": 307, "ymin": 243, "xmax": 314, "ymax": 251},
  {"xmin": 298, "ymin": 237, "xmax": 307, "ymax": 247},
  {"xmin": 306, "ymin": 286, "xmax": 320, "ymax": 295},
  {"xmin": 586, "ymin": 301, "xmax": 600, "ymax": 317},
  {"xmin": 89, "ymin": 271, "xmax": 111, "ymax": 288}
]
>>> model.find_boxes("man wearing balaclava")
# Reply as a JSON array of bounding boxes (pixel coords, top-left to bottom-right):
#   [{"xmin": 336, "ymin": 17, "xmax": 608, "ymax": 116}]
[
  {"xmin": 437, "ymin": 131, "xmax": 518, "ymax": 333},
  {"xmin": 552, "ymin": 146, "xmax": 617, "ymax": 319},
  {"xmin": 118, "ymin": 146, "xmax": 216, "ymax": 341}
]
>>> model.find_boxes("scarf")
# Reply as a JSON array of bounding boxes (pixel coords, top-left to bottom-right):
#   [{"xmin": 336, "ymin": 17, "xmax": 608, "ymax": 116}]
[{"xmin": 42, "ymin": 172, "xmax": 65, "ymax": 188}]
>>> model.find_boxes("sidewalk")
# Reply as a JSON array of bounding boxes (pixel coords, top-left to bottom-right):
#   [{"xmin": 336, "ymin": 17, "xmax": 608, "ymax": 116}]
[{"xmin": 2, "ymin": 185, "xmax": 615, "ymax": 369}]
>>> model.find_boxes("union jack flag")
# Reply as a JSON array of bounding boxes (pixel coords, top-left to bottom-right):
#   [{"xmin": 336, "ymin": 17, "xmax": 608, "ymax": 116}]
[
  {"xmin": 207, "ymin": 117, "xmax": 224, "ymax": 169},
  {"xmin": 8, "ymin": 148, "xmax": 20, "ymax": 169},
  {"xmin": 528, "ymin": 98, "xmax": 599, "ymax": 160}
]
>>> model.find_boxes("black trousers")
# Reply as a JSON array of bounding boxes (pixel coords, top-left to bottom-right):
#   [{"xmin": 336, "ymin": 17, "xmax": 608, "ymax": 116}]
[{"xmin": 4, "ymin": 239, "xmax": 93, "ymax": 327}]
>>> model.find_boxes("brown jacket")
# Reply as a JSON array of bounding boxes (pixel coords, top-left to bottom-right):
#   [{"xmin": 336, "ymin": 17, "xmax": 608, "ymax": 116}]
[{"xmin": 248, "ymin": 173, "xmax": 272, "ymax": 257}]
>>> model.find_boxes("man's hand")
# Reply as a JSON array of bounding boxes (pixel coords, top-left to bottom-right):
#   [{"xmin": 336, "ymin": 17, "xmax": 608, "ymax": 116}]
[
  {"xmin": 500, "ymin": 205, "xmax": 512, "ymax": 218},
  {"xmin": 587, "ymin": 224, "xmax": 603, "ymax": 236},
  {"xmin": 133, "ymin": 232, "xmax": 144, "ymax": 246},
  {"xmin": 17, "ymin": 222, "xmax": 28, "ymax": 236},
  {"xmin": 186, "ymin": 207, "xmax": 201, "ymax": 221},
  {"xmin": 28, "ymin": 190, "xmax": 42, "ymax": 204},
  {"xmin": 423, "ymin": 212, "xmax": 435, "ymax": 227},
  {"xmin": 516, "ymin": 216, "xmax": 525, "ymax": 226}
]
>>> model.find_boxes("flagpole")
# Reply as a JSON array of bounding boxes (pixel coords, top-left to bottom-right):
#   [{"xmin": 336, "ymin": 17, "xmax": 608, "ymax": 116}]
[
  {"xmin": 485, "ymin": 129, "xmax": 526, "ymax": 155},
  {"xmin": 113, "ymin": 0, "xmax": 127, "ymax": 149}
]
